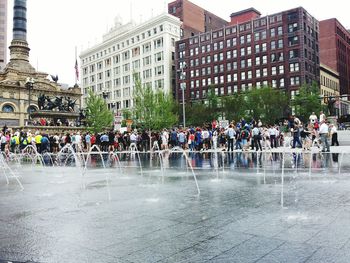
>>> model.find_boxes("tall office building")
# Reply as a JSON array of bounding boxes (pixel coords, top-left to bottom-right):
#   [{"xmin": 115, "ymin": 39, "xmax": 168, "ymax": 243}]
[
  {"xmin": 175, "ymin": 7, "xmax": 320, "ymax": 103},
  {"xmin": 168, "ymin": 0, "xmax": 228, "ymax": 39},
  {"xmin": 80, "ymin": 13, "xmax": 181, "ymax": 112},
  {"xmin": 0, "ymin": 0, "xmax": 7, "ymax": 71},
  {"xmin": 320, "ymin": 18, "xmax": 350, "ymax": 95}
]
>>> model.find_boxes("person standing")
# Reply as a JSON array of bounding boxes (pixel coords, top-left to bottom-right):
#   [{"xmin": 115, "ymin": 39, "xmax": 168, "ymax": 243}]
[
  {"xmin": 319, "ymin": 111, "xmax": 326, "ymax": 123},
  {"xmin": 252, "ymin": 125, "xmax": 262, "ymax": 151},
  {"xmin": 226, "ymin": 125, "xmax": 236, "ymax": 151},
  {"xmin": 319, "ymin": 120, "xmax": 330, "ymax": 152},
  {"xmin": 309, "ymin": 112, "xmax": 318, "ymax": 125},
  {"xmin": 330, "ymin": 124, "xmax": 339, "ymax": 146}
]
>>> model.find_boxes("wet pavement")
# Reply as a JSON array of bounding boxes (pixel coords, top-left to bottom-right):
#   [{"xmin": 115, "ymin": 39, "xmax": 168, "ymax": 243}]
[{"xmin": 1, "ymin": 150, "xmax": 350, "ymax": 263}]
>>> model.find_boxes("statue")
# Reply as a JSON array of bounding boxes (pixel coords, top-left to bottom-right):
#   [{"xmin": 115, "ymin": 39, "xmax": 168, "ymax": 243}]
[
  {"xmin": 65, "ymin": 97, "xmax": 77, "ymax": 112},
  {"xmin": 327, "ymin": 96, "xmax": 336, "ymax": 116},
  {"xmin": 37, "ymin": 94, "xmax": 46, "ymax": 110}
]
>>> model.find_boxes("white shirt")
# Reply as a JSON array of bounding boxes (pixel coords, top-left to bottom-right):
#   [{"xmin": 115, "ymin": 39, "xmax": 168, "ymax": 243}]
[
  {"xmin": 309, "ymin": 114, "xmax": 317, "ymax": 123},
  {"xmin": 331, "ymin": 126, "xmax": 337, "ymax": 134},
  {"xmin": 319, "ymin": 113, "xmax": 326, "ymax": 123},
  {"xmin": 319, "ymin": 123, "xmax": 329, "ymax": 134}
]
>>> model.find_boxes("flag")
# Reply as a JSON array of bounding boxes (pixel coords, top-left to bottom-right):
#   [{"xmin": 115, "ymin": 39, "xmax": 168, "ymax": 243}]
[{"xmin": 74, "ymin": 59, "xmax": 79, "ymax": 81}]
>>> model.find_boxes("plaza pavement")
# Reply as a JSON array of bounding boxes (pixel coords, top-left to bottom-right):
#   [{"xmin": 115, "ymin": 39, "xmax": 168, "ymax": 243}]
[{"xmin": 0, "ymin": 131, "xmax": 350, "ymax": 263}]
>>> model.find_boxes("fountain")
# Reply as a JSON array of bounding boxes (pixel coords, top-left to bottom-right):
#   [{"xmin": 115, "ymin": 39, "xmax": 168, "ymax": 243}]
[{"xmin": 169, "ymin": 146, "xmax": 200, "ymax": 195}]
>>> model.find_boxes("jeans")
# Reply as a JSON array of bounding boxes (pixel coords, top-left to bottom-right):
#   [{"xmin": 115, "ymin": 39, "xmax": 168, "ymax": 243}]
[
  {"xmin": 320, "ymin": 133, "xmax": 330, "ymax": 151},
  {"xmin": 227, "ymin": 138, "xmax": 235, "ymax": 151}
]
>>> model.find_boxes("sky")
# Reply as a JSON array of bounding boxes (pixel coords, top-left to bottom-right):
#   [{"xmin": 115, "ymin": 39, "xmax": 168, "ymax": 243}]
[{"xmin": 5, "ymin": 0, "xmax": 350, "ymax": 86}]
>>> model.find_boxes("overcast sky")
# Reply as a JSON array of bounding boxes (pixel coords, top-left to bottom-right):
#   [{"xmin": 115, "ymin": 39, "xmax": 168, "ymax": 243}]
[{"xmin": 6, "ymin": 0, "xmax": 350, "ymax": 86}]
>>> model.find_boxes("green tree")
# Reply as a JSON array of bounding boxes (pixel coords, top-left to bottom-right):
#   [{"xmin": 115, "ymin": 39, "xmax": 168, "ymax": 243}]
[
  {"xmin": 85, "ymin": 90, "xmax": 114, "ymax": 134},
  {"xmin": 245, "ymin": 86, "xmax": 289, "ymax": 124},
  {"xmin": 292, "ymin": 82, "xmax": 323, "ymax": 123},
  {"xmin": 132, "ymin": 76, "xmax": 177, "ymax": 130}
]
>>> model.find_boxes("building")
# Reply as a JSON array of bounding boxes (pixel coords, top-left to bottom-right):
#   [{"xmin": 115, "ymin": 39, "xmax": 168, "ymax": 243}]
[
  {"xmin": 80, "ymin": 13, "xmax": 181, "ymax": 112},
  {"xmin": 320, "ymin": 64, "xmax": 350, "ymax": 115},
  {"xmin": 168, "ymin": 0, "xmax": 228, "ymax": 39},
  {"xmin": 0, "ymin": 0, "xmax": 81, "ymax": 128},
  {"xmin": 175, "ymin": 7, "xmax": 320, "ymax": 104},
  {"xmin": 319, "ymin": 18, "xmax": 350, "ymax": 95},
  {"xmin": 0, "ymin": 0, "xmax": 7, "ymax": 71},
  {"xmin": 320, "ymin": 63, "xmax": 340, "ymax": 98}
]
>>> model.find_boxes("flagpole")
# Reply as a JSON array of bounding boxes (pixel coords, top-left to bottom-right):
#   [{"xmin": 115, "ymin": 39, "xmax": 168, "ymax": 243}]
[{"xmin": 75, "ymin": 46, "xmax": 78, "ymax": 85}]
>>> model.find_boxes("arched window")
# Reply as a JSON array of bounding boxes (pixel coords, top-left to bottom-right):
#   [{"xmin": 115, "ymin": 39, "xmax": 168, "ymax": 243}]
[
  {"xmin": 27, "ymin": 105, "xmax": 37, "ymax": 113},
  {"xmin": 2, "ymin": 104, "xmax": 14, "ymax": 113}
]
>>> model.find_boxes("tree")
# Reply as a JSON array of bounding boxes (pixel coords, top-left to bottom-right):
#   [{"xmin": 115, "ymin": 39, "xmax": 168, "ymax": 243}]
[
  {"xmin": 132, "ymin": 76, "xmax": 178, "ymax": 130},
  {"xmin": 85, "ymin": 90, "xmax": 113, "ymax": 134},
  {"xmin": 291, "ymin": 82, "xmax": 323, "ymax": 123},
  {"xmin": 245, "ymin": 86, "xmax": 289, "ymax": 124}
]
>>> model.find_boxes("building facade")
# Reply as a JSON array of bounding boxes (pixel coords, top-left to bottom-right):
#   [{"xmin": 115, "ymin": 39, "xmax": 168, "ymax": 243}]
[
  {"xmin": 0, "ymin": 0, "xmax": 81, "ymax": 127},
  {"xmin": 319, "ymin": 18, "xmax": 350, "ymax": 95},
  {"xmin": 168, "ymin": 0, "xmax": 228, "ymax": 39},
  {"xmin": 0, "ymin": 0, "xmax": 7, "ymax": 71},
  {"xmin": 320, "ymin": 63, "xmax": 340, "ymax": 99},
  {"xmin": 175, "ymin": 7, "xmax": 320, "ymax": 104},
  {"xmin": 80, "ymin": 13, "xmax": 181, "ymax": 112}
]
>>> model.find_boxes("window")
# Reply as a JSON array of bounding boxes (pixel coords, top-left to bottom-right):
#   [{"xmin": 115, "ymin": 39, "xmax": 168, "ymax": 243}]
[
  {"xmin": 277, "ymin": 39, "xmax": 283, "ymax": 49},
  {"xmin": 226, "ymin": 51, "xmax": 231, "ymax": 59},
  {"xmin": 255, "ymin": 57, "xmax": 261, "ymax": 65},
  {"xmin": 272, "ymin": 79, "xmax": 277, "ymax": 88},
  {"xmin": 262, "ymin": 55, "xmax": 267, "ymax": 64},
  {"xmin": 271, "ymin": 41, "xmax": 276, "ymax": 50},
  {"xmin": 247, "ymin": 58, "xmax": 252, "ymax": 67},
  {"xmin": 270, "ymin": 28, "xmax": 276, "ymax": 37},
  {"xmin": 290, "ymin": 62, "xmax": 300, "ymax": 72},
  {"xmin": 247, "ymin": 46, "xmax": 251, "ymax": 55},
  {"xmin": 232, "ymin": 38, "xmax": 237, "ymax": 46},
  {"xmin": 226, "ymin": 39, "xmax": 231, "ymax": 47},
  {"xmin": 241, "ymin": 60, "xmax": 246, "ymax": 68},
  {"xmin": 255, "ymin": 44, "xmax": 260, "ymax": 53},
  {"xmin": 2, "ymin": 104, "xmax": 14, "ymax": 113},
  {"xmin": 241, "ymin": 72, "xmax": 246, "ymax": 80},
  {"xmin": 279, "ymin": 65, "xmax": 284, "ymax": 74},
  {"xmin": 261, "ymin": 30, "xmax": 267, "ymax": 39},
  {"xmin": 288, "ymin": 36, "xmax": 299, "ymax": 46},
  {"xmin": 227, "ymin": 62, "xmax": 232, "ymax": 71},
  {"xmin": 289, "ymin": 49, "xmax": 299, "ymax": 59},
  {"xmin": 254, "ymin": 32, "xmax": 260, "ymax": 41},
  {"xmin": 240, "ymin": 35, "xmax": 245, "ymax": 44},
  {"xmin": 220, "ymin": 75, "xmax": 224, "ymax": 84},
  {"xmin": 262, "ymin": 43, "xmax": 267, "ymax": 51},
  {"xmin": 288, "ymin": 22, "xmax": 298, "ymax": 33},
  {"xmin": 233, "ymin": 73, "xmax": 238, "ymax": 81},
  {"xmin": 271, "ymin": 66, "xmax": 277, "ymax": 75},
  {"xmin": 233, "ymin": 50, "xmax": 237, "ymax": 58},
  {"xmin": 263, "ymin": 68, "xmax": 268, "ymax": 76},
  {"xmin": 240, "ymin": 47, "xmax": 245, "ymax": 56},
  {"xmin": 290, "ymin": 76, "xmax": 300, "ymax": 86},
  {"xmin": 277, "ymin": 26, "xmax": 283, "ymax": 35},
  {"xmin": 247, "ymin": 70, "xmax": 252, "ymax": 79},
  {"xmin": 227, "ymin": 74, "xmax": 232, "ymax": 82},
  {"xmin": 280, "ymin": 78, "xmax": 285, "ymax": 87},
  {"xmin": 247, "ymin": 34, "xmax": 251, "ymax": 43}
]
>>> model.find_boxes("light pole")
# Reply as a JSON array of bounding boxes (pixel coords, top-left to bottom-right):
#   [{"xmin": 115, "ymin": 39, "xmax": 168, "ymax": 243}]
[
  {"xmin": 25, "ymin": 77, "xmax": 35, "ymax": 123},
  {"xmin": 179, "ymin": 62, "xmax": 187, "ymax": 128}
]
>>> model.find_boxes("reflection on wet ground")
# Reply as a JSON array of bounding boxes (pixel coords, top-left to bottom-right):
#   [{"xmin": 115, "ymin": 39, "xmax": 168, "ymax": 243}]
[{"xmin": 1, "ymin": 151, "xmax": 350, "ymax": 262}]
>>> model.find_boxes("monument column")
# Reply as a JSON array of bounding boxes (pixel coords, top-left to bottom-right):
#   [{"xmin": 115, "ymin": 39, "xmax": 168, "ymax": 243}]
[{"xmin": 6, "ymin": 0, "xmax": 35, "ymax": 73}]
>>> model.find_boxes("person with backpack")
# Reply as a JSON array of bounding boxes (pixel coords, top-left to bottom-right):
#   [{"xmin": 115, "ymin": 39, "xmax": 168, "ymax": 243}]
[{"xmin": 240, "ymin": 126, "xmax": 250, "ymax": 151}]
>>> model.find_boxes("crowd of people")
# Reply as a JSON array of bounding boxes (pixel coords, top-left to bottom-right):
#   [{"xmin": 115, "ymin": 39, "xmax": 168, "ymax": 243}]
[{"xmin": 0, "ymin": 111, "xmax": 340, "ymax": 155}]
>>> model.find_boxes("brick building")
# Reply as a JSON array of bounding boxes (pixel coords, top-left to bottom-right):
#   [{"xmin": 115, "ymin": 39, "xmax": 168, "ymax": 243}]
[
  {"xmin": 168, "ymin": 0, "xmax": 228, "ymax": 39},
  {"xmin": 319, "ymin": 18, "xmax": 350, "ymax": 95},
  {"xmin": 175, "ymin": 7, "xmax": 320, "ymax": 104}
]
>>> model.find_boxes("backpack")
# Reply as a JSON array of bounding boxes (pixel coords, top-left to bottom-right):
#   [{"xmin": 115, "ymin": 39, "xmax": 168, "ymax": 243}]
[{"xmin": 241, "ymin": 130, "xmax": 248, "ymax": 139}]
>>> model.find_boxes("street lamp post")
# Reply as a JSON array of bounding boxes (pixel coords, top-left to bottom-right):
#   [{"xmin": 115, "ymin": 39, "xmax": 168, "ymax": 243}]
[
  {"xmin": 25, "ymin": 77, "xmax": 35, "ymax": 123},
  {"xmin": 179, "ymin": 62, "xmax": 187, "ymax": 128}
]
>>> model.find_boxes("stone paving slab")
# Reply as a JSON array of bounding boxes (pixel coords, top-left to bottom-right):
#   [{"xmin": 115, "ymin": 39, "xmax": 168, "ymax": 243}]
[{"xmin": 1, "ymin": 154, "xmax": 350, "ymax": 262}]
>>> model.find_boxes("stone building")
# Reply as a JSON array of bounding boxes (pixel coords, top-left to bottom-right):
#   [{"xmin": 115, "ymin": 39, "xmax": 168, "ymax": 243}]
[{"xmin": 0, "ymin": 0, "xmax": 81, "ymax": 128}]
